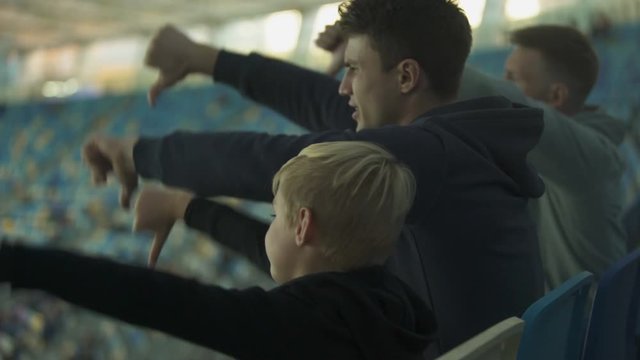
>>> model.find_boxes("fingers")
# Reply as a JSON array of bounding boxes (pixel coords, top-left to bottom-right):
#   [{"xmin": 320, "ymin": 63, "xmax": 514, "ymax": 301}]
[
  {"xmin": 82, "ymin": 139, "xmax": 112, "ymax": 186},
  {"xmin": 147, "ymin": 66, "xmax": 188, "ymax": 107},
  {"xmin": 144, "ymin": 24, "xmax": 191, "ymax": 107},
  {"xmin": 315, "ymin": 22, "xmax": 345, "ymax": 51},
  {"xmin": 132, "ymin": 186, "xmax": 174, "ymax": 268},
  {"xmin": 315, "ymin": 31, "xmax": 338, "ymax": 51},
  {"xmin": 148, "ymin": 73, "xmax": 172, "ymax": 107},
  {"xmin": 144, "ymin": 24, "xmax": 178, "ymax": 68},
  {"xmin": 147, "ymin": 73, "xmax": 167, "ymax": 107},
  {"xmin": 148, "ymin": 82, "xmax": 161, "ymax": 107},
  {"xmin": 148, "ymin": 228, "xmax": 171, "ymax": 268},
  {"xmin": 120, "ymin": 186, "xmax": 133, "ymax": 209},
  {"xmin": 83, "ymin": 136, "xmax": 139, "ymax": 209},
  {"xmin": 113, "ymin": 159, "xmax": 138, "ymax": 209}
]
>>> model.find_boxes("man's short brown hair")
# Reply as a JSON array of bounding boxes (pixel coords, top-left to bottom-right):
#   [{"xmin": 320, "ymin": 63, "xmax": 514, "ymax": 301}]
[
  {"xmin": 511, "ymin": 25, "xmax": 599, "ymax": 108},
  {"xmin": 338, "ymin": 0, "xmax": 472, "ymax": 100}
]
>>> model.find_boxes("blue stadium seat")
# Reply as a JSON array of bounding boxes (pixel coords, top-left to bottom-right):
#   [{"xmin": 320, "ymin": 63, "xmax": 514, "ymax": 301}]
[
  {"xmin": 583, "ymin": 248, "xmax": 640, "ymax": 360},
  {"xmin": 517, "ymin": 271, "xmax": 594, "ymax": 360}
]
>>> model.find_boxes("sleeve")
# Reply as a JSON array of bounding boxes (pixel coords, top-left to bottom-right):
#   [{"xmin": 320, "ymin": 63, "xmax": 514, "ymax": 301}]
[
  {"xmin": 213, "ymin": 51, "xmax": 355, "ymax": 131},
  {"xmin": 458, "ymin": 66, "xmax": 621, "ymax": 189},
  {"xmin": 133, "ymin": 126, "xmax": 445, "ymax": 221},
  {"xmin": 184, "ymin": 197, "xmax": 270, "ymax": 274},
  {"xmin": 133, "ymin": 129, "xmax": 356, "ymax": 201},
  {"xmin": 0, "ymin": 242, "xmax": 310, "ymax": 359}
]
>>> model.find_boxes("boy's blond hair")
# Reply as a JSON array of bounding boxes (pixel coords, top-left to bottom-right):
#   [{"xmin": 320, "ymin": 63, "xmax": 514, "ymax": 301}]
[{"xmin": 272, "ymin": 141, "xmax": 416, "ymax": 269}]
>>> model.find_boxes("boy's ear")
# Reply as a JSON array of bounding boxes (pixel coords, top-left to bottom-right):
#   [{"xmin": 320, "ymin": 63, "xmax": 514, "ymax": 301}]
[{"xmin": 295, "ymin": 207, "xmax": 315, "ymax": 246}]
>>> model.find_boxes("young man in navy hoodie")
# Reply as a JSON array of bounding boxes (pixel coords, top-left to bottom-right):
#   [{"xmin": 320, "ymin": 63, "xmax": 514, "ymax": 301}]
[
  {"xmin": 83, "ymin": 0, "xmax": 546, "ymax": 354},
  {"xmin": 317, "ymin": 22, "xmax": 627, "ymax": 289},
  {"xmin": 0, "ymin": 141, "xmax": 435, "ymax": 359}
]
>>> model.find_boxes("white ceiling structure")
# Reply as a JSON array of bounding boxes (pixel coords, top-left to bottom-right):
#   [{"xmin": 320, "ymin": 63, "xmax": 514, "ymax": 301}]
[
  {"xmin": 1, "ymin": 0, "xmax": 637, "ymax": 54},
  {"xmin": 0, "ymin": 0, "xmax": 339, "ymax": 52},
  {"xmin": 1, "ymin": 0, "xmax": 637, "ymax": 103}
]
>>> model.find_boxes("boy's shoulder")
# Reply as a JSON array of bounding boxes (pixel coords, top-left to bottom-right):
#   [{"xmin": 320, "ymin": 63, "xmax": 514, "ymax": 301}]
[
  {"xmin": 272, "ymin": 266, "xmax": 436, "ymax": 358},
  {"xmin": 275, "ymin": 266, "xmax": 434, "ymax": 328}
]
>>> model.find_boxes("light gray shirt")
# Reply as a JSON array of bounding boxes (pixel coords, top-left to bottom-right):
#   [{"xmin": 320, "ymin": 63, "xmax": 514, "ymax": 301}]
[{"xmin": 458, "ymin": 67, "xmax": 627, "ymax": 288}]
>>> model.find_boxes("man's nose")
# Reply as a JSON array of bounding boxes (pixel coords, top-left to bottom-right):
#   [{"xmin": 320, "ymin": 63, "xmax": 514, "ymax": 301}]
[{"xmin": 338, "ymin": 76, "xmax": 351, "ymax": 96}]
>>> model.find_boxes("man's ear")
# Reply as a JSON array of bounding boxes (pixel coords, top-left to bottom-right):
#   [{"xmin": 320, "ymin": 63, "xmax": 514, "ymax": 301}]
[
  {"xmin": 396, "ymin": 59, "xmax": 424, "ymax": 94},
  {"xmin": 548, "ymin": 82, "xmax": 570, "ymax": 109},
  {"xmin": 295, "ymin": 207, "xmax": 315, "ymax": 247}
]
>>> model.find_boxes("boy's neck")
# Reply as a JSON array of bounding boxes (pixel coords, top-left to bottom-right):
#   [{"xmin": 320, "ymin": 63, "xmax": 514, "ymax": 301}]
[
  {"xmin": 293, "ymin": 259, "xmax": 344, "ymax": 279},
  {"xmin": 287, "ymin": 254, "xmax": 384, "ymax": 282},
  {"xmin": 282, "ymin": 250, "xmax": 346, "ymax": 283}
]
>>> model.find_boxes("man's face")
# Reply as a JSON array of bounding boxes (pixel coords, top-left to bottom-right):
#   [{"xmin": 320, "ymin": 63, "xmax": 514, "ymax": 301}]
[
  {"xmin": 339, "ymin": 35, "xmax": 402, "ymax": 131},
  {"xmin": 264, "ymin": 191, "xmax": 298, "ymax": 284},
  {"xmin": 504, "ymin": 46, "xmax": 555, "ymax": 104}
]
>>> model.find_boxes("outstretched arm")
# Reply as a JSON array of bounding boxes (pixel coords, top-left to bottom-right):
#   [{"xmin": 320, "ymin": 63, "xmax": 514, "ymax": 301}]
[
  {"xmin": 84, "ymin": 125, "xmax": 445, "ymax": 217},
  {"xmin": 459, "ymin": 66, "xmax": 624, "ymax": 189},
  {"xmin": 132, "ymin": 185, "xmax": 270, "ymax": 273},
  {"xmin": 145, "ymin": 25, "xmax": 353, "ymax": 132},
  {"xmin": 132, "ymin": 130, "xmax": 355, "ymax": 200},
  {"xmin": 214, "ymin": 51, "xmax": 353, "ymax": 131},
  {"xmin": 184, "ymin": 197, "xmax": 270, "ymax": 274},
  {"xmin": 0, "ymin": 241, "xmax": 311, "ymax": 359}
]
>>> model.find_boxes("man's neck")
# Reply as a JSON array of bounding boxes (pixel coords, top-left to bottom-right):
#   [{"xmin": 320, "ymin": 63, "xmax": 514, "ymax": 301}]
[{"xmin": 400, "ymin": 93, "xmax": 453, "ymax": 125}]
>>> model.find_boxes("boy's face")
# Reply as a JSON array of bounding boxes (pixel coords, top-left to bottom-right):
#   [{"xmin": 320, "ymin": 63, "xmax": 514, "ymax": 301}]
[
  {"xmin": 265, "ymin": 191, "xmax": 299, "ymax": 283},
  {"xmin": 339, "ymin": 34, "xmax": 402, "ymax": 131}
]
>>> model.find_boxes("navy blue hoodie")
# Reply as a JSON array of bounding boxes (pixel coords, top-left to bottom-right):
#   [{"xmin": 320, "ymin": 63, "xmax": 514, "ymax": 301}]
[{"xmin": 133, "ymin": 51, "xmax": 546, "ymax": 355}]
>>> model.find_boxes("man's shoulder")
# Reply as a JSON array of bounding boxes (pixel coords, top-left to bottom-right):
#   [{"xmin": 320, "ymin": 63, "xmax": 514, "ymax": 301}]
[{"xmin": 573, "ymin": 107, "xmax": 626, "ymax": 145}]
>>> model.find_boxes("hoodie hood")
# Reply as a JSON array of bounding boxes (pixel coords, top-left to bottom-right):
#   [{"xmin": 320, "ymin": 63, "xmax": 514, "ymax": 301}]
[
  {"xmin": 417, "ymin": 96, "xmax": 545, "ymax": 198},
  {"xmin": 288, "ymin": 266, "xmax": 436, "ymax": 360},
  {"xmin": 574, "ymin": 106, "xmax": 626, "ymax": 145}
]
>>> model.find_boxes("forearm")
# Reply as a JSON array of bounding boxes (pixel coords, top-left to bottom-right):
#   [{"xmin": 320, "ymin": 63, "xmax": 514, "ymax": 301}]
[
  {"xmin": 0, "ymin": 242, "xmax": 282, "ymax": 358},
  {"xmin": 458, "ymin": 66, "xmax": 617, "ymax": 186},
  {"xmin": 214, "ymin": 51, "xmax": 354, "ymax": 131},
  {"xmin": 184, "ymin": 198, "xmax": 270, "ymax": 274},
  {"xmin": 133, "ymin": 129, "xmax": 355, "ymax": 199}
]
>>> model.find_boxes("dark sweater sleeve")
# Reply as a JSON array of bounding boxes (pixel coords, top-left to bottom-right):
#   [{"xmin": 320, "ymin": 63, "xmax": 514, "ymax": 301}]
[
  {"xmin": 133, "ymin": 126, "xmax": 444, "ymax": 219},
  {"xmin": 0, "ymin": 243, "xmax": 305, "ymax": 359},
  {"xmin": 133, "ymin": 130, "xmax": 353, "ymax": 200},
  {"xmin": 214, "ymin": 51, "xmax": 355, "ymax": 132},
  {"xmin": 184, "ymin": 197, "xmax": 270, "ymax": 274}
]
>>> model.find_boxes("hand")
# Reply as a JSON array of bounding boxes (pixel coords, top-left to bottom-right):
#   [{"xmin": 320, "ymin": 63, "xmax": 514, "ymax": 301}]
[
  {"xmin": 133, "ymin": 185, "xmax": 193, "ymax": 268},
  {"xmin": 82, "ymin": 135, "xmax": 138, "ymax": 208},
  {"xmin": 145, "ymin": 24, "xmax": 220, "ymax": 106},
  {"xmin": 314, "ymin": 22, "xmax": 347, "ymax": 77}
]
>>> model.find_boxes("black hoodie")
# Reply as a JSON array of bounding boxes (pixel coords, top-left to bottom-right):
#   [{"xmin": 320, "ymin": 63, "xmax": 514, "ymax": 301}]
[
  {"xmin": 0, "ymin": 242, "xmax": 435, "ymax": 359},
  {"xmin": 133, "ymin": 51, "xmax": 546, "ymax": 356}
]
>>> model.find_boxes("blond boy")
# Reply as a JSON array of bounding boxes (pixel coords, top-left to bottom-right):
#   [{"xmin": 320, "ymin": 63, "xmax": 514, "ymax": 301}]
[{"xmin": 0, "ymin": 141, "xmax": 434, "ymax": 359}]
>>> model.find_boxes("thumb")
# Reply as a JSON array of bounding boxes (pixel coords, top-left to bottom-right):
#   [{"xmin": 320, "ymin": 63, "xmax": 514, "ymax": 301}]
[
  {"xmin": 113, "ymin": 158, "xmax": 138, "ymax": 209},
  {"xmin": 148, "ymin": 68, "xmax": 186, "ymax": 107},
  {"xmin": 119, "ymin": 186, "xmax": 135, "ymax": 210},
  {"xmin": 148, "ymin": 227, "xmax": 171, "ymax": 268},
  {"xmin": 148, "ymin": 74, "xmax": 169, "ymax": 107}
]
